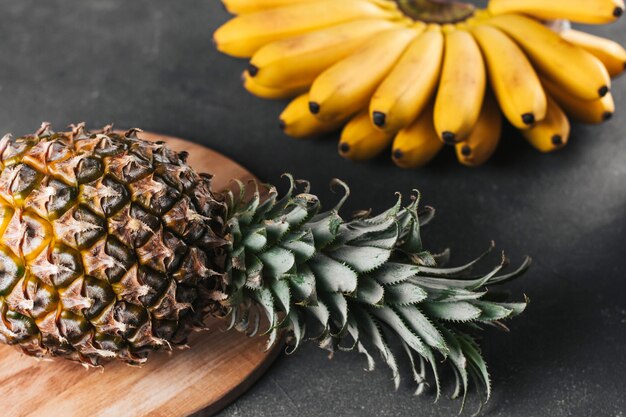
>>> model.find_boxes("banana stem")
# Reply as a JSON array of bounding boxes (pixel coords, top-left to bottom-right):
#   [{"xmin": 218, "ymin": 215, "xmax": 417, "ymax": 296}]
[{"xmin": 394, "ymin": 0, "xmax": 475, "ymax": 23}]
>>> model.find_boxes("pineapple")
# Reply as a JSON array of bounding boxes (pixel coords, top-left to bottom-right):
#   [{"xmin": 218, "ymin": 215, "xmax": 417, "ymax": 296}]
[{"xmin": 0, "ymin": 123, "xmax": 529, "ymax": 403}]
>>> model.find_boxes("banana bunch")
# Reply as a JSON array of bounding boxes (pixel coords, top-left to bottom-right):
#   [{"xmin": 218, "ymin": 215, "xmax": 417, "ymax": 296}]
[{"xmin": 214, "ymin": 0, "xmax": 626, "ymax": 167}]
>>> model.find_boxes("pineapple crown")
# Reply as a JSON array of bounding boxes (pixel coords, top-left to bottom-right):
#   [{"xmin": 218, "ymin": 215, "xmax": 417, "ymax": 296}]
[{"xmin": 221, "ymin": 175, "xmax": 530, "ymax": 409}]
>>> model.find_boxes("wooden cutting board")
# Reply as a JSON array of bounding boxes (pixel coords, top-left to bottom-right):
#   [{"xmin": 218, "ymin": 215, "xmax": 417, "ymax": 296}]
[{"xmin": 0, "ymin": 132, "xmax": 283, "ymax": 417}]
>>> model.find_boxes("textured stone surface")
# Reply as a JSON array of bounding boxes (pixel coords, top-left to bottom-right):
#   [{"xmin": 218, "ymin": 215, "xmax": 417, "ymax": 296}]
[{"xmin": 0, "ymin": 1, "xmax": 624, "ymax": 416}]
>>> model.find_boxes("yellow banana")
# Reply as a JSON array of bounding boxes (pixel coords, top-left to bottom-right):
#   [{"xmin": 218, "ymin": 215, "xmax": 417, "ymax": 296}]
[
  {"xmin": 560, "ymin": 29, "xmax": 626, "ymax": 78},
  {"xmin": 279, "ymin": 94, "xmax": 344, "ymax": 138},
  {"xmin": 471, "ymin": 24, "xmax": 546, "ymax": 129},
  {"xmin": 222, "ymin": 0, "xmax": 319, "ymax": 15},
  {"xmin": 338, "ymin": 111, "xmax": 395, "ymax": 161},
  {"xmin": 249, "ymin": 19, "xmax": 400, "ymax": 90},
  {"xmin": 542, "ymin": 77, "xmax": 615, "ymax": 124},
  {"xmin": 370, "ymin": 24, "xmax": 444, "ymax": 133},
  {"xmin": 242, "ymin": 71, "xmax": 306, "ymax": 99},
  {"xmin": 433, "ymin": 28, "xmax": 486, "ymax": 144},
  {"xmin": 309, "ymin": 27, "xmax": 418, "ymax": 123},
  {"xmin": 487, "ymin": 14, "xmax": 611, "ymax": 101},
  {"xmin": 522, "ymin": 96, "xmax": 570, "ymax": 153},
  {"xmin": 489, "ymin": 0, "xmax": 624, "ymax": 25},
  {"xmin": 455, "ymin": 92, "xmax": 502, "ymax": 167},
  {"xmin": 392, "ymin": 103, "xmax": 443, "ymax": 168},
  {"xmin": 213, "ymin": 0, "xmax": 402, "ymax": 58}
]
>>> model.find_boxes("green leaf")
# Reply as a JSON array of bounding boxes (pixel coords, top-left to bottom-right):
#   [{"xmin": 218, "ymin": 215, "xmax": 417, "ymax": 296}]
[
  {"xmin": 368, "ymin": 306, "xmax": 428, "ymax": 359},
  {"xmin": 320, "ymin": 292, "xmax": 348, "ymax": 333},
  {"xmin": 271, "ymin": 278, "xmax": 291, "ymax": 317},
  {"xmin": 473, "ymin": 301, "xmax": 513, "ymax": 322},
  {"xmin": 259, "ymin": 247, "xmax": 295, "ymax": 277},
  {"xmin": 351, "ymin": 306, "xmax": 400, "ymax": 387},
  {"xmin": 457, "ymin": 333, "xmax": 491, "ymax": 400},
  {"xmin": 371, "ymin": 262, "xmax": 418, "ymax": 285},
  {"xmin": 282, "ymin": 202, "xmax": 310, "ymax": 228},
  {"xmin": 398, "ymin": 215, "xmax": 422, "ymax": 254},
  {"xmin": 338, "ymin": 217, "xmax": 396, "ymax": 244},
  {"xmin": 251, "ymin": 287, "xmax": 275, "ymax": 330},
  {"xmin": 288, "ymin": 265, "xmax": 317, "ymax": 304},
  {"xmin": 420, "ymin": 285, "xmax": 486, "ymax": 302},
  {"xmin": 264, "ymin": 220, "xmax": 290, "ymax": 246},
  {"xmin": 384, "ymin": 283, "xmax": 427, "ymax": 306},
  {"xmin": 422, "ymin": 301, "xmax": 482, "ymax": 322},
  {"xmin": 349, "ymin": 224, "xmax": 398, "ymax": 250},
  {"xmin": 281, "ymin": 230, "xmax": 316, "ymax": 263},
  {"xmin": 306, "ymin": 300, "xmax": 330, "ymax": 336},
  {"xmin": 497, "ymin": 300, "xmax": 528, "ymax": 317},
  {"xmin": 329, "ymin": 245, "xmax": 391, "ymax": 273},
  {"xmin": 242, "ymin": 227, "xmax": 267, "ymax": 252},
  {"xmin": 308, "ymin": 211, "xmax": 341, "ymax": 248},
  {"xmin": 285, "ymin": 311, "xmax": 303, "ymax": 353},
  {"xmin": 440, "ymin": 327, "xmax": 469, "ymax": 410},
  {"xmin": 354, "ymin": 275, "xmax": 384, "ymax": 305},
  {"xmin": 309, "ymin": 253, "xmax": 357, "ymax": 293},
  {"xmin": 396, "ymin": 305, "xmax": 448, "ymax": 355}
]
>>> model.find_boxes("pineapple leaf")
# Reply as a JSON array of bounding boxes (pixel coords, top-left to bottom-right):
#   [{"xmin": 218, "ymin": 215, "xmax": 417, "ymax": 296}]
[
  {"xmin": 384, "ymin": 283, "xmax": 428, "ymax": 306},
  {"xmin": 422, "ymin": 301, "xmax": 482, "ymax": 322},
  {"xmin": 259, "ymin": 247, "xmax": 295, "ymax": 277},
  {"xmin": 329, "ymin": 244, "xmax": 391, "ymax": 273},
  {"xmin": 396, "ymin": 305, "xmax": 448, "ymax": 356},
  {"xmin": 308, "ymin": 253, "xmax": 357, "ymax": 293},
  {"xmin": 371, "ymin": 262, "xmax": 419, "ymax": 286},
  {"xmin": 354, "ymin": 275, "xmax": 384, "ymax": 305},
  {"xmin": 287, "ymin": 265, "xmax": 317, "ymax": 304}
]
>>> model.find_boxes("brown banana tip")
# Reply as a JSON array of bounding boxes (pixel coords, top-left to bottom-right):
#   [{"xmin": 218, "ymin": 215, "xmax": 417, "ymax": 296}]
[
  {"xmin": 339, "ymin": 142, "xmax": 350, "ymax": 154},
  {"xmin": 461, "ymin": 145, "xmax": 472, "ymax": 157},
  {"xmin": 442, "ymin": 131, "xmax": 456, "ymax": 145},
  {"xmin": 599, "ymin": 86, "xmax": 609, "ymax": 97},
  {"xmin": 309, "ymin": 102, "xmax": 320, "ymax": 115},
  {"xmin": 278, "ymin": 119, "xmax": 286, "ymax": 131},
  {"xmin": 522, "ymin": 113, "xmax": 535, "ymax": 125},
  {"xmin": 614, "ymin": 7, "xmax": 623, "ymax": 17},
  {"xmin": 247, "ymin": 64, "xmax": 259, "ymax": 77},
  {"xmin": 551, "ymin": 135, "xmax": 563, "ymax": 146},
  {"xmin": 392, "ymin": 149, "xmax": 404, "ymax": 160},
  {"xmin": 603, "ymin": 112, "xmax": 614, "ymax": 121},
  {"xmin": 372, "ymin": 111, "xmax": 386, "ymax": 128}
]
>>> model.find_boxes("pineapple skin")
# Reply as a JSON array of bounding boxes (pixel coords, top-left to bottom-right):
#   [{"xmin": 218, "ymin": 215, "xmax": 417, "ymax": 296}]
[{"xmin": 0, "ymin": 124, "xmax": 229, "ymax": 365}]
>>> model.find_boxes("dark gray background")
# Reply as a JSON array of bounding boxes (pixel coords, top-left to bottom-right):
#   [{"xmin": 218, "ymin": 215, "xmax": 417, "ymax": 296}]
[{"xmin": 1, "ymin": 1, "xmax": 625, "ymax": 416}]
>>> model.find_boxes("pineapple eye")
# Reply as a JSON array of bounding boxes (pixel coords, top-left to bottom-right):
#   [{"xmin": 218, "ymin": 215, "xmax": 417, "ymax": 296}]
[{"xmin": 0, "ymin": 246, "xmax": 24, "ymax": 296}]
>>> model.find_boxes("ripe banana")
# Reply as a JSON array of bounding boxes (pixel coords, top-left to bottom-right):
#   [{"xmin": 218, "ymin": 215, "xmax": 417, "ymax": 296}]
[
  {"xmin": 338, "ymin": 111, "xmax": 395, "ymax": 161},
  {"xmin": 370, "ymin": 24, "xmax": 444, "ymax": 133},
  {"xmin": 487, "ymin": 14, "xmax": 611, "ymax": 101},
  {"xmin": 560, "ymin": 29, "xmax": 626, "ymax": 78},
  {"xmin": 471, "ymin": 24, "xmax": 546, "ymax": 130},
  {"xmin": 522, "ymin": 96, "xmax": 570, "ymax": 153},
  {"xmin": 242, "ymin": 71, "xmax": 306, "ymax": 99},
  {"xmin": 279, "ymin": 94, "xmax": 345, "ymax": 138},
  {"xmin": 542, "ymin": 77, "xmax": 615, "ymax": 124},
  {"xmin": 433, "ymin": 28, "xmax": 486, "ymax": 144},
  {"xmin": 213, "ymin": 0, "xmax": 402, "ymax": 58},
  {"xmin": 222, "ymin": 0, "xmax": 319, "ymax": 15},
  {"xmin": 455, "ymin": 92, "xmax": 502, "ymax": 167},
  {"xmin": 309, "ymin": 27, "xmax": 418, "ymax": 123},
  {"xmin": 489, "ymin": 0, "xmax": 624, "ymax": 25},
  {"xmin": 392, "ymin": 103, "xmax": 443, "ymax": 168},
  {"xmin": 248, "ymin": 19, "xmax": 400, "ymax": 90}
]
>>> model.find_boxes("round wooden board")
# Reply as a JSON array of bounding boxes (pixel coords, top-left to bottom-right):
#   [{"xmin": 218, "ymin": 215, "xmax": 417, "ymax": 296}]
[{"xmin": 0, "ymin": 132, "xmax": 282, "ymax": 417}]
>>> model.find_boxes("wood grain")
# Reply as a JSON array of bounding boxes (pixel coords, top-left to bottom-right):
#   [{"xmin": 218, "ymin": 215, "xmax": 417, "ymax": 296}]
[{"xmin": 0, "ymin": 132, "xmax": 282, "ymax": 417}]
